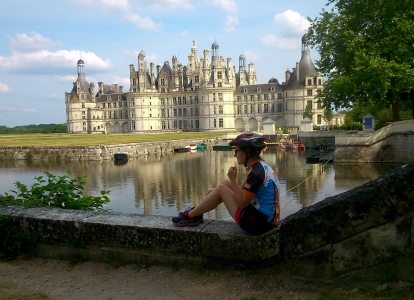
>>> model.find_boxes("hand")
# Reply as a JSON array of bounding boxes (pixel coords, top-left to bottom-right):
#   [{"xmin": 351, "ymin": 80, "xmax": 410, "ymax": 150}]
[{"xmin": 227, "ymin": 166, "xmax": 237, "ymax": 181}]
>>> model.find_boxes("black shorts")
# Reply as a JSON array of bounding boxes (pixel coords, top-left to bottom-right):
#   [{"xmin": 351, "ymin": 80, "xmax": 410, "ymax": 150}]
[{"xmin": 235, "ymin": 204, "xmax": 274, "ymax": 235}]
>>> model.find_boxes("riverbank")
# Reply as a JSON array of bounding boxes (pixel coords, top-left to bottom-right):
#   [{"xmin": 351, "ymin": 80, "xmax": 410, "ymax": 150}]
[{"xmin": 1, "ymin": 257, "xmax": 413, "ymax": 300}]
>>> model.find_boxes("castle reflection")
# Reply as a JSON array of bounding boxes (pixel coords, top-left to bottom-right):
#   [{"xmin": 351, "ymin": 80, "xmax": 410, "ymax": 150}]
[{"xmin": 0, "ymin": 149, "xmax": 402, "ymax": 221}]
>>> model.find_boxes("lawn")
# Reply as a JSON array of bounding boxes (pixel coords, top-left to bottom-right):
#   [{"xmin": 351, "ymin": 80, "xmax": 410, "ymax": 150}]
[{"xmin": 0, "ymin": 132, "xmax": 231, "ymax": 147}]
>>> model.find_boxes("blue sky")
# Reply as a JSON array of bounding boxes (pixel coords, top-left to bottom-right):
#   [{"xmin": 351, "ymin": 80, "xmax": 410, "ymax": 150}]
[{"xmin": 0, "ymin": 0, "xmax": 329, "ymax": 127}]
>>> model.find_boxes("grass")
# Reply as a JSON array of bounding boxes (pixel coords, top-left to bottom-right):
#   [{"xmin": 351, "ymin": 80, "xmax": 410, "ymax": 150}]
[{"xmin": 0, "ymin": 131, "xmax": 232, "ymax": 147}]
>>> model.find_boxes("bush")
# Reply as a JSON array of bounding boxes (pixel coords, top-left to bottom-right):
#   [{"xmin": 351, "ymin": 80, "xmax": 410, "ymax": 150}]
[{"xmin": 0, "ymin": 171, "xmax": 110, "ymax": 211}]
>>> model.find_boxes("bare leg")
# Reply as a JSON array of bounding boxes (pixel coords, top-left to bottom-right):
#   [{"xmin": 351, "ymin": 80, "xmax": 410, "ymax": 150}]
[{"xmin": 189, "ymin": 183, "xmax": 239, "ymax": 220}]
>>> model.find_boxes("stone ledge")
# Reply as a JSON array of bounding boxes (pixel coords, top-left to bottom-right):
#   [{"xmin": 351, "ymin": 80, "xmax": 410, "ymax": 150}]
[{"xmin": 0, "ymin": 206, "xmax": 279, "ymax": 264}]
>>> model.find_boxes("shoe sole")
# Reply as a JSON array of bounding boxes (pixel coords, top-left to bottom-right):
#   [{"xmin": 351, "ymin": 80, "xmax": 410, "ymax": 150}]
[{"xmin": 172, "ymin": 221, "xmax": 200, "ymax": 227}]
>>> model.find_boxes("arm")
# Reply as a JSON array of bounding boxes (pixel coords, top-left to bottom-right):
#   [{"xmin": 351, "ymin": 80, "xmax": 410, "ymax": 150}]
[{"xmin": 227, "ymin": 167, "xmax": 254, "ymax": 208}]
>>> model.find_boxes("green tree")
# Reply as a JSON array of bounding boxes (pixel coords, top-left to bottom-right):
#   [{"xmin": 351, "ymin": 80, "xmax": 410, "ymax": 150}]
[
  {"xmin": 308, "ymin": 0, "xmax": 414, "ymax": 121},
  {"xmin": 303, "ymin": 105, "xmax": 314, "ymax": 120}
]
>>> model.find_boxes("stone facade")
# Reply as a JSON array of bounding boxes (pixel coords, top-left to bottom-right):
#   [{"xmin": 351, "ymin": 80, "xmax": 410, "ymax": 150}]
[{"xmin": 65, "ymin": 37, "xmax": 326, "ymax": 134}]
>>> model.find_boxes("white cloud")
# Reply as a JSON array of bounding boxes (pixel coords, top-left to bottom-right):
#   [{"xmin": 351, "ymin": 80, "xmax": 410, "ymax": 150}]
[
  {"xmin": 273, "ymin": 10, "xmax": 310, "ymax": 37},
  {"xmin": 224, "ymin": 15, "xmax": 239, "ymax": 32},
  {"xmin": 8, "ymin": 32, "xmax": 63, "ymax": 52},
  {"xmin": 101, "ymin": 0, "xmax": 130, "ymax": 11},
  {"xmin": 22, "ymin": 107, "xmax": 36, "ymax": 113},
  {"xmin": 243, "ymin": 51, "xmax": 260, "ymax": 62},
  {"xmin": 260, "ymin": 34, "xmax": 299, "ymax": 50},
  {"xmin": 0, "ymin": 105, "xmax": 17, "ymax": 111},
  {"xmin": 70, "ymin": 0, "xmax": 162, "ymax": 31},
  {"xmin": 0, "ymin": 50, "xmax": 112, "ymax": 74},
  {"xmin": 124, "ymin": 13, "xmax": 160, "ymax": 31},
  {"xmin": 0, "ymin": 83, "xmax": 12, "ymax": 93},
  {"xmin": 207, "ymin": 0, "xmax": 237, "ymax": 13},
  {"xmin": 55, "ymin": 75, "xmax": 77, "ymax": 83},
  {"xmin": 147, "ymin": 0, "xmax": 193, "ymax": 11},
  {"xmin": 113, "ymin": 76, "xmax": 130, "ymax": 87}
]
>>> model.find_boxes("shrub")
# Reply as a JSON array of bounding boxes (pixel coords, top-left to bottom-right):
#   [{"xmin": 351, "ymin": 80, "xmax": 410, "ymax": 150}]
[{"xmin": 0, "ymin": 171, "xmax": 110, "ymax": 211}]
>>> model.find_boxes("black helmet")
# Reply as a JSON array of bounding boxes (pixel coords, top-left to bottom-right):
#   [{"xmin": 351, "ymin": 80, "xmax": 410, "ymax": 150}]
[{"xmin": 229, "ymin": 133, "xmax": 267, "ymax": 151}]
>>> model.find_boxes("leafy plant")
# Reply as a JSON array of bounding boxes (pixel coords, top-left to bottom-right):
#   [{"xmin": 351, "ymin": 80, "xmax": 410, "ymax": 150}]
[{"xmin": 0, "ymin": 171, "xmax": 110, "ymax": 211}]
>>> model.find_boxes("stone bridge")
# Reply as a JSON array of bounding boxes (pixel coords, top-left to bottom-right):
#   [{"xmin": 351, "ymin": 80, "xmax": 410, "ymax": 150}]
[{"xmin": 1, "ymin": 162, "xmax": 413, "ymax": 281}]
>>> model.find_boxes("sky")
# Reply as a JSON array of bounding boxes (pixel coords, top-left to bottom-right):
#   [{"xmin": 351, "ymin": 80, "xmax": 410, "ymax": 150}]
[{"xmin": 0, "ymin": 0, "xmax": 330, "ymax": 127}]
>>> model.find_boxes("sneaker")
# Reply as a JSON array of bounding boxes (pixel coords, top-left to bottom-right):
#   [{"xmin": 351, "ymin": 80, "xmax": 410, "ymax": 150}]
[{"xmin": 172, "ymin": 207, "xmax": 203, "ymax": 227}]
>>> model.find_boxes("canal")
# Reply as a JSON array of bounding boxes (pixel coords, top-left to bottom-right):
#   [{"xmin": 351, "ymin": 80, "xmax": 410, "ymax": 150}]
[{"xmin": 0, "ymin": 147, "xmax": 402, "ymax": 221}]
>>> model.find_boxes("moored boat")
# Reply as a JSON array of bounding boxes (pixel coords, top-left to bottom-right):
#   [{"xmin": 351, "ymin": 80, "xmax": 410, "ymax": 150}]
[
  {"xmin": 196, "ymin": 143, "xmax": 207, "ymax": 150},
  {"xmin": 114, "ymin": 152, "xmax": 128, "ymax": 160},
  {"xmin": 306, "ymin": 153, "xmax": 320, "ymax": 164},
  {"xmin": 174, "ymin": 147, "xmax": 190, "ymax": 153},
  {"xmin": 185, "ymin": 144, "xmax": 197, "ymax": 150},
  {"xmin": 212, "ymin": 145, "xmax": 232, "ymax": 151}
]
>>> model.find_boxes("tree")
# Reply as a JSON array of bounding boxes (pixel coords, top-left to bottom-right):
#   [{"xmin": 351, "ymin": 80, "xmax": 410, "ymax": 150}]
[
  {"xmin": 303, "ymin": 105, "xmax": 314, "ymax": 120},
  {"xmin": 308, "ymin": 0, "xmax": 414, "ymax": 121}
]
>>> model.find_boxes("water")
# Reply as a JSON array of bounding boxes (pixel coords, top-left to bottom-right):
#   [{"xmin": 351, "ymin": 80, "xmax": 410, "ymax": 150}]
[{"xmin": 0, "ymin": 148, "xmax": 402, "ymax": 221}]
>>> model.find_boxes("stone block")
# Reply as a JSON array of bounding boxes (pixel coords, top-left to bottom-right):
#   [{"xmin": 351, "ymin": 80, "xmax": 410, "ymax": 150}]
[
  {"xmin": 199, "ymin": 220, "xmax": 279, "ymax": 262},
  {"xmin": 277, "ymin": 244, "xmax": 332, "ymax": 278},
  {"xmin": 279, "ymin": 163, "xmax": 414, "ymax": 260},
  {"xmin": 331, "ymin": 217, "xmax": 411, "ymax": 275},
  {"xmin": 81, "ymin": 212, "xmax": 206, "ymax": 256}
]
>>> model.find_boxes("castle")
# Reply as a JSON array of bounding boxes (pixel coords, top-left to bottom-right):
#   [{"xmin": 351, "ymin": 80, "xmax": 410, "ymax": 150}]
[{"xmin": 65, "ymin": 36, "xmax": 327, "ymax": 134}]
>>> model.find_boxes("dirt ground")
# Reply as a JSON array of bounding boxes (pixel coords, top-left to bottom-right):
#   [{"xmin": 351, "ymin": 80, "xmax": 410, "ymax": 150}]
[{"xmin": 1, "ymin": 257, "xmax": 413, "ymax": 300}]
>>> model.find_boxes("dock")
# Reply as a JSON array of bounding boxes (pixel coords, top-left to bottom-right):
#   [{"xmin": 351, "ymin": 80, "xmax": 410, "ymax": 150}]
[{"xmin": 319, "ymin": 151, "xmax": 334, "ymax": 163}]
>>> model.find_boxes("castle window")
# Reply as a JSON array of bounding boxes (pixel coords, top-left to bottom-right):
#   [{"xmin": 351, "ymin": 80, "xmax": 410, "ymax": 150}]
[
  {"xmin": 244, "ymin": 95, "xmax": 247, "ymax": 101},
  {"xmin": 317, "ymin": 115, "xmax": 322, "ymax": 124},
  {"xmin": 218, "ymin": 93, "xmax": 223, "ymax": 101},
  {"xmin": 307, "ymin": 90, "xmax": 313, "ymax": 96},
  {"xmin": 195, "ymin": 76, "xmax": 199, "ymax": 83},
  {"xmin": 244, "ymin": 105, "xmax": 248, "ymax": 114},
  {"xmin": 217, "ymin": 71, "xmax": 222, "ymax": 79},
  {"xmin": 183, "ymin": 97, "xmax": 186, "ymax": 105},
  {"xmin": 318, "ymin": 79, "xmax": 322, "ymax": 85},
  {"xmin": 237, "ymin": 96, "xmax": 241, "ymax": 102},
  {"xmin": 132, "ymin": 121, "xmax": 135, "ymax": 130},
  {"xmin": 237, "ymin": 105, "xmax": 241, "ymax": 114},
  {"xmin": 264, "ymin": 94, "xmax": 268, "ymax": 100},
  {"xmin": 250, "ymin": 95, "xmax": 254, "ymax": 101},
  {"xmin": 250, "ymin": 104, "xmax": 255, "ymax": 113},
  {"xmin": 219, "ymin": 118, "xmax": 223, "ymax": 128},
  {"xmin": 277, "ymin": 103, "xmax": 282, "ymax": 112},
  {"xmin": 218, "ymin": 82, "xmax": 222, "ymax": 87},
  {"xmin": 307, "ymin": 79, "xmax": 312, "ymax": 85},
  {"xmin": 307, "ymin": 100, "xmax": 313, "ymax": 109},
  {"xmin": 213, "ymin": 119, "xmax": 217, "ymax": 128},
  {"xmin": 178, "ymin": 97, "xmax": 182, "ymax": 105},
  {"xmin": 113, "ymin": 102, "xmax": 117, "ymax": 108},
  {"xmin": 257, "ymin": 94, "xmax": 261, "ymax": 101},
  {"xmin": 82, "ymin": 103, "xmax": 85, "ymax": 108},
  {"xmin": 183, "ymin": 108, "xmax": 187, "ymax": 116},
  {"xmin": 130, "ymin": 99, "xmax": 135, "ymax": 105},
  {"xmin": 173, "ymin": 97, "xmax": 177, "ymax": 105},
  {"xmin": 277, "ymin": 93, "xmax": 282, "ymax": 99},
  {"xmin": 213, "ymin": 93, "xmax": 216, "ymax": 101},
  {"xmin": 257, "ymin": 104, "xmax": 261, "ymax": 113},
  {"xmin": 213, "ymin": 105, "xmax": 217, "ymax": 114},
  {"xmin": 317, "ymin": 100, "xmax": 322, "ymax": 109},
  {"xmin": 264, "ymin": 104, "xmax": 269, "ymax": 113},
  {"xmin": 218, "ymin": 105, "xmax": 223, "ymax": 114}
]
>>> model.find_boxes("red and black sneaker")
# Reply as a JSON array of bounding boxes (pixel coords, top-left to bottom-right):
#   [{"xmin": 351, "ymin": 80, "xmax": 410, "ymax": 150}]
[{"xmin": 172, "ymin": 207, "xmax": 203, "ymax": 227}]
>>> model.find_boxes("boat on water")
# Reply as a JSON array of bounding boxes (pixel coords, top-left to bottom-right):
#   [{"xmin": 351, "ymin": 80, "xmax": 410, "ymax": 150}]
[
  {"xmin": 212, "ymin": 145, "xmax": 232, "ymax": 151},
  {"xmin": 196, "ymin": 143, "xmax": 207, "ymax": 150},
  {"xmin": 306, "ymin": 144, "xmax": 323, "ymax": 149},
  {"xmin": 295, "ymin": 143, "xmax": 305, "ymax": 151},
  {"xmin": 114, "ymin": 152, "xmax": 128, "ymax": 160},
  {"xmin": 185, "ymin": 144, "xmax": 197, "ymax": 150},
  {"xmin": 306, "ymin": 153, "xmax": 320, "ymax": 164},
  {"xmin": 174, "ymin": 147, "xmax": 190, "ymax": 153}
]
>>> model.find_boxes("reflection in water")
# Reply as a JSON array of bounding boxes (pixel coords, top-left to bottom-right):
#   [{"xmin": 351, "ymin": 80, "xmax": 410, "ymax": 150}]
[{"xmin": 0, "ymin": 148, "xmax": 402, "ymax": 221}]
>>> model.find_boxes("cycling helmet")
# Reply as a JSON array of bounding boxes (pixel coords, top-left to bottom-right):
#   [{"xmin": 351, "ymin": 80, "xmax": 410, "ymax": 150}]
[
  {"xmin": 229, "ymin": 133, "xmax": 267, "ymax": 166},
  {"xmin": 229, "ymin": 132, "xmax": 267, "ymax": 151}
]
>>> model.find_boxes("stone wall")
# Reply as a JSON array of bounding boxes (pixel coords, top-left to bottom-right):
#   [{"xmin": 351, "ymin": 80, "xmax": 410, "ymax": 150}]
[
  {"xmin": 335, "ymin": 120, "xmax": 414, "ymax": 163},
  {"xmin": 1, "ymin": 162, "xmax": 413, "ymax": 280},
  {"xmin": 0, "ymin": 138, "xmax": 218, "ymax": 161}
]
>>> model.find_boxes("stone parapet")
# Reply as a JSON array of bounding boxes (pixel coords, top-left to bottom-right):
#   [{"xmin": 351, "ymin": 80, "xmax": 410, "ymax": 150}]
[
  {"xmin": 0, "ymin": 138, "xmax": 217, "ymax": 161},
  {"xmin": 1, "ymin": 162, "xmax": 414, "ymax": 279}
]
